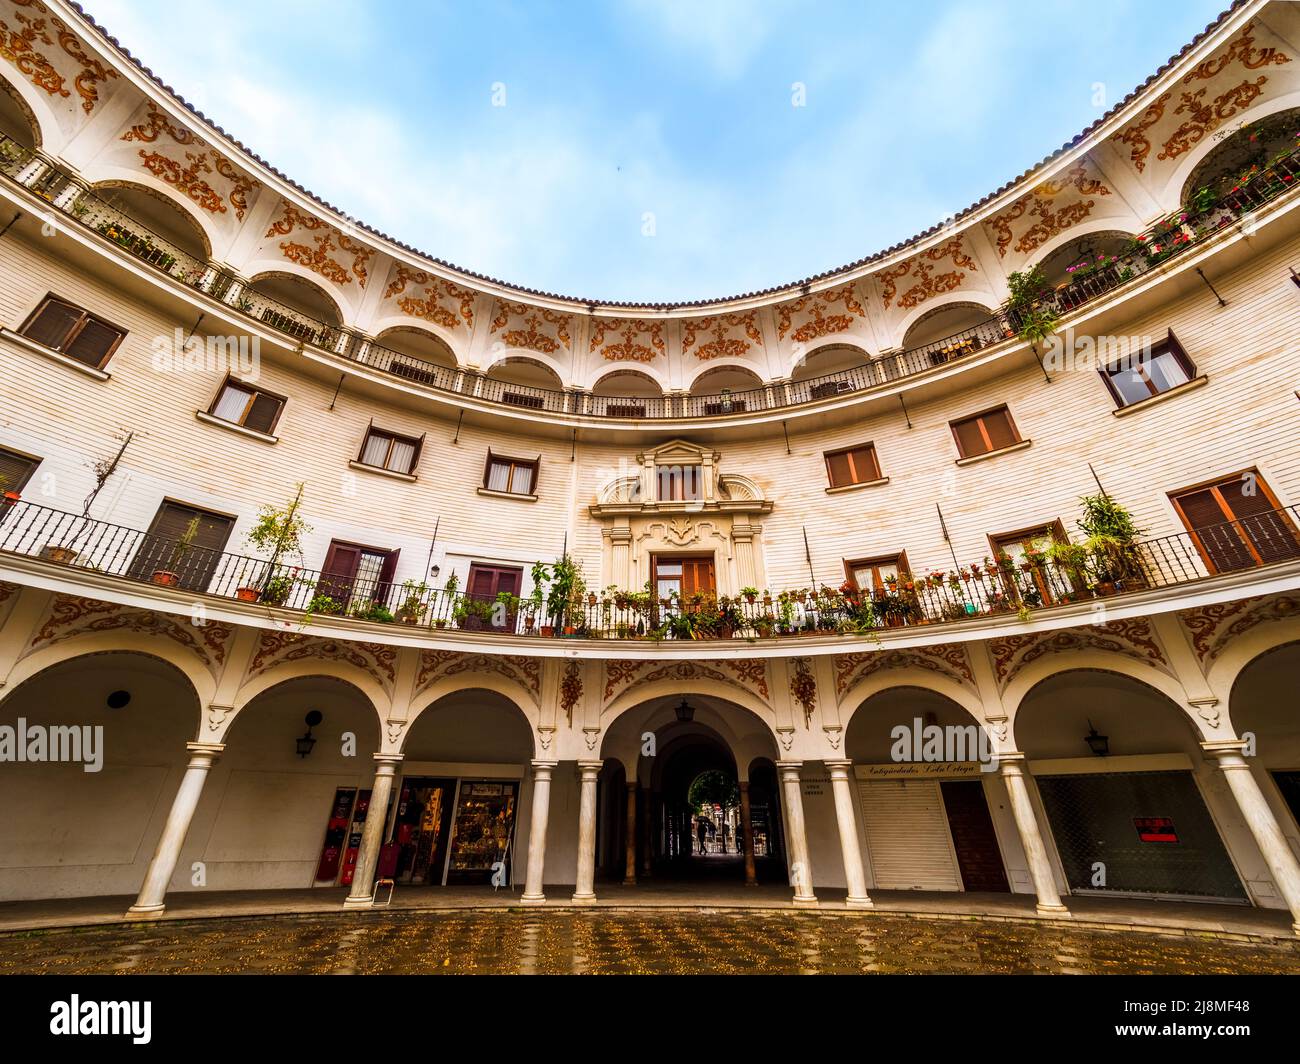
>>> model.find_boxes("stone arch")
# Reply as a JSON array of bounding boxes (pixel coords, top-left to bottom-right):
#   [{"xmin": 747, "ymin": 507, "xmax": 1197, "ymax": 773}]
[
  {"xmin": 1002, "ymin": 651, "xmax": 1201, "ymax": 743},
  {"xmin": 686, "ymin": 361, "xmax": 765, "ymax": 395},
  {"xmin": 1012, "ymin": 666, "xmax": 1210, "ymax": 755},
  {"xmin": 247, "ymin": 269, "xmax": 347, "ymax": 327},
  {"xmin": 0, "ymin": 72, "xmax": 44, "ymax": 148},
  {"xmin": 373, "ymin": 324, "xmax": 462, "ymax": 371},
  {"xmin": 601, "ymin": 677, "xmax": 777, "ymax": 739},
  {"xmin": 589, "ymin": 364, "xmax": 668, "ymax": 395},
  {"xmin": 89, "ymin": 178, "xmax": 215, "ymax": 261},
  {"xmin": 841, "ymin": 670, "xmax": 987, "ymax": 734},
  {"xmin": 405, "ymin": 673, "xmax": 541, "ymax": 748},
  {"xmin": 2, "ymin": 632, "xmax": 216, "ymax": 721},
  {"xmin": 480, "ymin": 348, "xmax": 568, "ymax": 388},
  {"xmin": 228, "ymin": 658, "xmax": 389, "ymax": 743},
  {"xmin": 1206, "ymin": 612, "xmax": 1300, "ymax": 708},
  {"xmin": 896, "ymin": 297, "xmax": 1002, "ymax": 351},
  {"xmin": 1025, "ymin": 224, "xmax": 1142, "ymax": 289},
  {"xmin": 219, "ymin": 672, "xmax": 382, "ymax": 755},
  {"xmin": 1162, "ymin": 91, "xmax": 1300, "ymax": 211},
  {"xmin": 788, "ymin": 341, "xmax": 872, "ymax": 382}
]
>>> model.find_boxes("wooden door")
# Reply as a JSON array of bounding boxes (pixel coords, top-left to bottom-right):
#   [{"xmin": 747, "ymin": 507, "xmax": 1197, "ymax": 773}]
[
  {"xmin": 465, "ymin": 563, "xmax": 522, "ymax": 630},
  {"xmin": 1172, "ymin": 474, "xmax": 1300, "ymax": 574},
  {"xmin": 940, "ymin": 779, "xmax": 1010, "ymax": 893},
  {"xmin": 129, "ymin": 501, "xmax": 234, "ymax": 590}
]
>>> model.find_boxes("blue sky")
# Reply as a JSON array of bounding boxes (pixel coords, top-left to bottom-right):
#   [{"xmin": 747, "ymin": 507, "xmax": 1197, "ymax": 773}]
[{"xmin": 87, "ymin": 0, "xmax": 1228, "ymax": 302}]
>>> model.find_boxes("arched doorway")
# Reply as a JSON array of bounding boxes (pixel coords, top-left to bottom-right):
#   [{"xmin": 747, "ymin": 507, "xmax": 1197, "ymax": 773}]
[
  {"xmin": 846, "ymin": 686, "xmax": 1012, "ymax": 894},
  {"xmin": 395, "ymin": 688, "xmax": 535, "ymax": 888},
  {"xmin": 0, "ymin": 650, "xmax": 199, "ymax": 902},
  {"xmin": 600, "ymin": 693, "xmax": 782, "ymax": 886},
  {"xmin": 1016, "ymin": 669, "xmax": 1246, "ymax": 904}
]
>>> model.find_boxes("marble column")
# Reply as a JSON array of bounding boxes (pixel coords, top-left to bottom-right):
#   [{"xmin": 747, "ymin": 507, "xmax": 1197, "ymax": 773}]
[
  {"xmin": 572, "ymin": 760, "xmax": 602, "ymax": 903},
  {"xmin": 343, "ymin": 753, "xmax": 404, "ymax": 910},
  {"xmin": 777, "ymin": 761, "xmax": 817, "ymax": 906},
  {"xmin": 624, "ymin": 781, "xmax": 638, "ymax": 885},
  {"xmin": 825, "ymin": 760, "xmax": 873, "ymax": 908},
  {"xmin": 521, "ymin": 760, "xmax": 557, "ymax": 904},
  {"xmin": 1205, "ymin": 742, "xmax": 1300, "ymax": 935},
  {"xmin": 739, "ymin": 781, "xmax": 757, "ymax": 886},
  {"xmin": 128, "ymin": 741, "xmax": 224, "ymax": 915},
  {"xmin": 999, "ymin": 755, "xmax": 1068, "ymax": 915}
]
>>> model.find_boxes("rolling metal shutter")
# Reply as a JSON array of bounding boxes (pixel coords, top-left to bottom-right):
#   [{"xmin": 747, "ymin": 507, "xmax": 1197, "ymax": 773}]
[{"xmin": 858, "ymin": 779, "xmax": 962, "ymax": 891}]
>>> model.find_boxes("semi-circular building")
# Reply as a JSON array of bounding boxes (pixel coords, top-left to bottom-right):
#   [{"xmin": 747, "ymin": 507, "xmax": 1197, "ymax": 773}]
[{"xmin": 0, "ymin": 0, "xmax": 1299, "ymax": 928}]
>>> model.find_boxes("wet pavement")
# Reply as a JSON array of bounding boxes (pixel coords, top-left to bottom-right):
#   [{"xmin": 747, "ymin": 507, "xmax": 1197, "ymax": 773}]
[{"xmin": 3, "ymin": 909, "xmax": 1299, "ymax": 974}]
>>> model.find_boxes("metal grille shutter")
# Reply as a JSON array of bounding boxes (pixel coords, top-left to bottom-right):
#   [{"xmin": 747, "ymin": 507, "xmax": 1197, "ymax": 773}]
[{"xmin": 858, "ymin": 779, "xmax": 963, "ymax": 891}]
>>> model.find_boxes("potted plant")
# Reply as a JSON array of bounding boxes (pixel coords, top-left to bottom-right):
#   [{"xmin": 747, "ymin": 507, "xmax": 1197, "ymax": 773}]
[
  {"xmin": 740, "ymin": 586, "xmax": 758, "ymax": 604},
  {"xmin": 395, "ymin": 580, "xmax": 429, "ymax": 624},
  {"xmin": 240, "ymin": 486, "xmax": 311, "ymax": 602},
  {"xmin": 1077, "ymin": 492, "xmax": 1146, "ymax": 593},
  {"xmin": 151, "ymin": 515, "xmax": 200, "ymax": 586}
]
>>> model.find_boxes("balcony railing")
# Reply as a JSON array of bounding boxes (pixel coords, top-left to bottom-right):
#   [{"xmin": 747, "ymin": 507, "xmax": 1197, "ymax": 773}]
[
  {"xmin": 3, "ymin": 133, "xmax": 1299, "ymax": 420},
  {"xmin": 3, "ymin": 498, "xmax": 1297, "ymax": 641}
]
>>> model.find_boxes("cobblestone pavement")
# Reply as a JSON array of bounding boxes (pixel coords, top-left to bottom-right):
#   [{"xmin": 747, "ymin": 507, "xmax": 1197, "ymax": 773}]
[{"xmin": 3, "ymin": 909, "xmax": 1299, "ymax": 974}]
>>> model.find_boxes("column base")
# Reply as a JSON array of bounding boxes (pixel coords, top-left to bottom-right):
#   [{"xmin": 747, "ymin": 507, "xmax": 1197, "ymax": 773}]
[
  {"xmin": 125, "ymin": 903, "xmax": 166, "ymax": 917},
  {"xmin": 845, "ymin": 896, "xmax": 874, "ymax": 909},
  {"xmin": 342, "ymin": 895, "xmax": 375, "ymax": 911},
  {"xmin": 622, "ymin": 878, "xmax": 637, "ymax": 886},
  {"xmin": 570, "ymin": 892, "xmax": 597, "ymax": 904},
  {"xmin": 791, "ymin": 895, "xmax": 819, "ymax": 908},
  {"xmin": 1035, "ymin": 902, "xmax": 1070, "ymax": 916},
  {"xmin": 1292, "ymin": 922, "xmax": 1300, "ymax": 937},
  {"xmin": 519, "ymin": 893, "xmax": 546, "ymax": 905}
]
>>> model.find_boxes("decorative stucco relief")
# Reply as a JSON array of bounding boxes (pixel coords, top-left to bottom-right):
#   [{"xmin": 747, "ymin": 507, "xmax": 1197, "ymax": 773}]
[
  {"xmin": 590, "ymin": 318, "xmax": 666, "ymax": 363},
  {"xmin": 776, "ymin": 282, "xmax": 866, "ymax": 344},
  {"xmin": 248, "ymin": 630, "xmax": 396, "ymax": 692},
  {"xmin": 834, "ymin": 644, "xmax": 975, "ymax": 701},
  {"xmin": 988, "ymin": 617, "xmax": 1171, "ymax": 689},
  {"xmin": 264, "ymin": 202, "xmax": 375, "ymax": 288},
  {"xmin": 489, "ymin": 300, "xmax": 573, "ymax": 355},
  {"xmin": 877, "ymin": 236, "xmax": 979, "ymax": 309},
  {"xmin": 680, "ymin": 312, "xmax": 764, "ymax": 361},
  {"xmin": 983, "ymin": 163, "xmax": 1112, "ymax": 259},
  {"xmin": 602, "ymin": 658, "xmax": 770, "ymax": 706},
  {"xmin": 1178, "ymin": 594, "xmax": 1300, "ymax": 665},
  {"xmin": 414, "ymin": 649, "xmax": 541, "ymax": 706},
  {"xmin": 0, "ymin": 2, "xmax": 117, "ymax": 117}
]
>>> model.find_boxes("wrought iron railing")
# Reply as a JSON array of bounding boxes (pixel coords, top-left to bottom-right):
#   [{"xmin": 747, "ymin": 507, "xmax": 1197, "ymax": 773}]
[
  {"xmin": 3, "ymin": 498, "xmax": 1296, "ymax": 640},
  {"xmin": 3, "ymin": 132, "xmax": 1299, "ymax": 420}
]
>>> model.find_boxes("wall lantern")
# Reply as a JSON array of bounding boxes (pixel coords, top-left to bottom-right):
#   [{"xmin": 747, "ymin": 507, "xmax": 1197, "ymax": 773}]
[
  {"xmin": 675, "ymin": 698, "xmax": 695, "ymax": 723},
  {"xmin": 430, "ymin": 564, "xmax": 441, "ymax": 580},
  {"xmin": 1083, "ymin": 720, "xmax": 1110, "ymax": 757},
  {"xmin": 297, "ymin": 710, "xmax": 323, "ymax": 758}
]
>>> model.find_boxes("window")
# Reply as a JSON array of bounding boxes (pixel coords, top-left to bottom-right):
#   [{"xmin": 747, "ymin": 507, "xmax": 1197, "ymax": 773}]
[
  {"xmin": 484, "ymin": 453, "xmax": 538, "ymax": 495},
  {"xmin": 1101, "ymin": 330, "xmax": 1196, "ymax": 407},
  {"xmin": 657, "ymin": 463, "xmax": 701, "ymax": 502},
  {"xmin": 18, "ymin": 295, "xmax": 126, "ymax": 369},
  {"xmin": 990, "ymin": 522, "xmax": 1067, "ymax": 604},
  {"xmin": 208, "ymin": 377, "xmax": 285, "ymax": 435},
  {"xmin": 950, "ymin": 406, "xmax": 1020, "ymax": 459},
  {"xmin": 1170, "ymin": 470, "xmax": 1300, "ymax": 573},
  {"xmin": 127, "ymin": 501, "xmax": 235, "ymax": 591},
  {"xmin": 825, "ymin": 444, "xmax": 882, "ymax": 488},
  {"xmin": 502, "ymin": 390, "xmax": 544, "ymax": 410},
  {"xmin": 845, "ymin": 553, "xmax": 908, "ymax": 594},
  {"xmin": 358, "ymin": 426, "xmax": 422, "ymax": 475},
  {"xmin": 319, "ymin": 541, "xmax": 400, "ymax": 607},
  {"xmin": 652, "ymin": 555, "xmax": 715, "ymax": 600},
  {"xmin": 0, "ymin": 448, "xmax": 40, "ymax": 497},
  {"xmin": 464, "ymin": 563, "xmax": 523, "ymax": 631}
]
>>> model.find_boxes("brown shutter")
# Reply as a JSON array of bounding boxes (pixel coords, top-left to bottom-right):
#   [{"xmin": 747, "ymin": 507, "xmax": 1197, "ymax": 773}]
[
  {"xmin": 376, "ymin": 549, "xmax": 400, "ymax": 605},
  {"xmin": 852, "ymin": 446, "xmax": 880, "ymax": 481},
  {"xmin": 0, "ymin": 450, "xmax": 39, "ymax": 494},
  {"xmin": 1174, "ymin": 486, "xmax": 1252, "ymax": 573},
  {"xmin": 826, "ymin": 451, "xmax": 852, "ymax": 487},
  {"xmin": 1218, "ymin": 476, "xmax": 1300, "ymax": 565},
  {"xmin": 984, "ymin": 409, "xmax": 1017, "ymax": 450},
  {"xmin": 21, "ymin": 299, "xmax": 81, "ymax": 350},
  {"xmin": 243, "ymin": 392, "xmax": 283, "ymax": 434},
  {"xmin": 952, "ymin": 417, "xmax": 986, "ymax": 458},
  {"xmin": 63, "ymin": 318, "xmax": 123, "ymax": 367}
]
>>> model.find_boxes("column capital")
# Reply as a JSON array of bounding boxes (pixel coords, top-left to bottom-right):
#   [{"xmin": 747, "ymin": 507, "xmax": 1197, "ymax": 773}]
[
  {"xmin": 1201, "ymin": 739, "xmax": 1249, "ymax": 763},
  {"xmin": 373, "ymin": 752, "xmax": 405, "ymax": 767},
  {"xmin": 577, "ymin": 759, "xmax": 604, "ymax": 775},
  {"xmin": 996, "ymin": 750, "xmax": 1028, "ymax": 767},
  {"xmin": 530, "ymin": 759, "xmax": 559, "ymax": 776},
  {"xmin": 184, "ymin": 741, "xmax": 225, "ymax": 760},
  {"xmin": 823, "ymin": 759, "xmax": 854, "ymax": 772}
]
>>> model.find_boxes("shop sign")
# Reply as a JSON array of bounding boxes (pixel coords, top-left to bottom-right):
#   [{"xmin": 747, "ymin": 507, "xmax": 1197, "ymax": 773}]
[
  {"xmin": 1134, "ymin": 816, "xmax": 1178, "ymax": 843},
  {"xmin": 855, "ymin": 762, "xmax": 986, "ymax": 780}
]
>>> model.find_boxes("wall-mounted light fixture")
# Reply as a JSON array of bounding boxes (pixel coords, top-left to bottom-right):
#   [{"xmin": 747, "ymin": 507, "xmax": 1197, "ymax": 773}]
[
  {"xmin": 297, "ymin": 710, "xmax": 323, "ymax": 758},
  {"xmin": 675, "ymin": 698, "xmax": 695, "ymax": 723}
]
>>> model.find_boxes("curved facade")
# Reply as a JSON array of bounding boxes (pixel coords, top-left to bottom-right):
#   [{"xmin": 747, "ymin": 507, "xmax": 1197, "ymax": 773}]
[{"xmin": 1, "ymin": 0, "xmax": 1299, "ymax": 926}]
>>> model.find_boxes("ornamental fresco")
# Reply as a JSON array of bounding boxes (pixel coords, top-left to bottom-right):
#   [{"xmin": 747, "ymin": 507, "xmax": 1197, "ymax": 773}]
[
  {"xmin": 876, "ymin": 236, "xmax": 980, "ymax": 310},
  {"xmin": 775, "ymin": 282, "xmax": 867, "ymax": 345},
  {"xmin": 590, "ymin": 317, "xmax": 666, "ymax": 364},
  {"xmin": 262, "ymin": 201, "xmax": 375, "ymax": 289},
  {"xmin": 680, "ymin": 311, "xmax": 764, "ymax": 361},
  {"xmin": 1111, "ymin": 19, "xmax": 1293, "ymax": 178},
  {"xmin": 1178, "ymin": 594, "xmax": 1300, "ymax": 665},
  {"xmin": 381, "ymin": 264, "xmax": 476, "ymax": 335},
  {"xmin": 982, "ymin": 162, "xmax": 1113, "ymax": 261},
  {"xmin": 988, "ymin": 618, "xmax": 1171, "ymax": 689},
  {"xmin": 489, "ymin": 299, "xmax": 574, "ymax": 356}
]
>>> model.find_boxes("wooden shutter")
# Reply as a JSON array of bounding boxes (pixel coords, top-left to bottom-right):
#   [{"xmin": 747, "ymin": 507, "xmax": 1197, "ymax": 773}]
[
  {"xmin": 681, "ymin": 557, "xmax": 716, "ymax": 596},
  {"xmin": 243, "ymin": 392, "xmax": 283, "ymax": 434},
  {"xmin": 375, "ymin": 549, "xmax": 400, "ymax": 606},
  {"xmin": 466, "ymin": 564, "xmax": 523, "ymax": 630},
  {"xmin": 826, "ymin": 451, "xmax": 853, "ymax": 487},
  {"xmin": 1214, "ymin": 476, "xmax": 1300, "ymax": 566},
  {"xmin": 0, "ymin": 450, "xmax": 39, "ymax": 494},
  {"xmin": 62, "ymin": 317, "xmax": 123, "ymax": 368},
  {"xmin": 952, "ymin": 416, "xmax": 986, "ymax": 458},
  {"xmin": 130, "ymin": 502, "xmax": 233, "ymax": 589},
  {"xmin": 21, "ymin": 299, "xmax": 82, "ymax": 349},
  {"xmin": 319, "ymin": 542, "xmax": 363, "ymax": 603},
  {"xmin": 983, "ymin": 408, "xmax": 1018, "ymax": 450}
]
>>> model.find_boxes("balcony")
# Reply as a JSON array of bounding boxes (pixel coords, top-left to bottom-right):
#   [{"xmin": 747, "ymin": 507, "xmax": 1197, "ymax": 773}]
[
  {"xmin": 2, "ymin": 498, "xmax": 1297, "ymax": 643},
  {"xmin": 4, "ymin": 132, "xmax": 1296, "ymax": 423}
]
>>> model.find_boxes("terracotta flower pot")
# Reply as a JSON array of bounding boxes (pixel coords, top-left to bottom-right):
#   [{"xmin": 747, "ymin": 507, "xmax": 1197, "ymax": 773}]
[
  {"xmin": 235, "ymin": 586, "xmax": 261, "ymax": 602},
  {"xmin": 41, "ymin": 545, "xmax": 78, "ymax": 565},
  {"xmin": 152, "ymin": 571, "xmax": 180, "ymax": 586}
]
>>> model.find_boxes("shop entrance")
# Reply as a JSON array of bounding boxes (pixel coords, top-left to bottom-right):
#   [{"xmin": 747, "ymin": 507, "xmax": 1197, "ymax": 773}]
[{"xmin": 386, "ymin": 777, "xmax": 455, "ymax": 884}]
